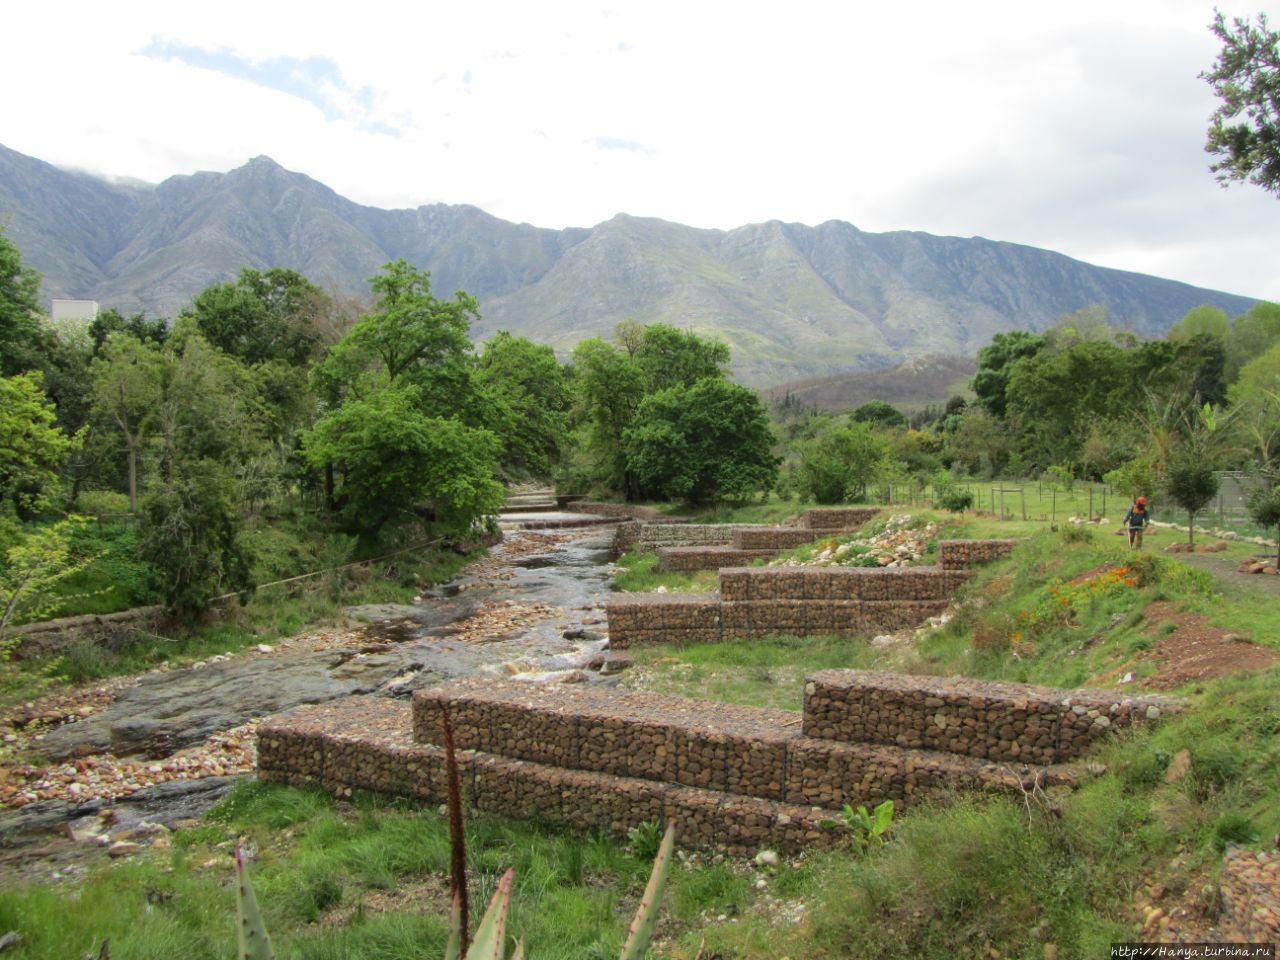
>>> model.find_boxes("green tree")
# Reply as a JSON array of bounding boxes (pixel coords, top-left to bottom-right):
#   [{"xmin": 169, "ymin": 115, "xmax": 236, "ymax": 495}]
[
  {"xmin": 1169, "ymin": 305, "xmax": 1231, "ymax": 341},
  {"xmin": 0, "ymin": 225, "xmax": 44, "ymax": 376},
  {"xmin": 314, "ymin": 260, "xmax": 477, "ymax": 416},
  {"xmin": 632, "ymin": 323, "xmax": 730, "ymax": 392},
  {"xmin": 0, "ymin": 371, "xmax": 75, "ymax": 520},
  {"xmin": 624, "ymin": 378, "xmax": 779, "ymax": 505},
  {"xmin": 1201, "ymin": 10, "xmax": 1280, "ymax": 197},
  {"xmin": 1225, "ymin": 301, "xmax": 1280, "ymax": 383},
  {"xmin": 89, "ymin": 334, "xmax": 165, "ymax": 512},
  {"xmin": 972, "ymin": 331, "xmax": 1044, "ymax": 418},
  {"xmin": 1005, "ymin": 339, "xmax": 1131, "ymax": 470},
  {"xmin": 476, "ymin": 332, "xmax": 571, "ymax": 479},
  {"xmin": 303, "ymin": 384, "xmax": 504, "ymax": 537},
  {"xmin": 88, "ymin": 307, "xmax": 169, "ymax": 353},
  {"xmin": 1164, "ymin": 441, "xmax": 1223, "ymax": 548},
  {"xmin": 852, "ymin": 400, "xmax": 908, "ymax": 429},
  {"xmin": 1041, "ymin": 305, "xmax": 1121, "ymax": 350},
  {"xmin": 568, "ymin": 336, "xmax": 646, "ymax": 498},
  {"xmin": 943, "ymin": 408, "xmax": 1014, "ymax": 479},
  {"xmin": 182, "ymin": 267, "xmax": 328, "ymax": 367},
  {"xmin": 1137, "ymin": 334, "xmax": 1228, "ymax": 410},
  {"xmin": 1227, "ymin": 341, "xmax": 1280, "ymax": 469},
  {"xmin": 1246, "ymin": 476, "xmax": 1280, "ymax": 566},
  {"xmin": 138, "ymin": 464, "xmax": 255, "ymax": 620},
  {"xmin": 796, "ymin": 421, "xmax": 891, "ymax": 504},
  {"xmin": 566, "ymin": 322, "xmax": 740, "ymax": 501},
  {"xmin": 1, "ymin": 516, "xmax": 93, "ymax": 651}
]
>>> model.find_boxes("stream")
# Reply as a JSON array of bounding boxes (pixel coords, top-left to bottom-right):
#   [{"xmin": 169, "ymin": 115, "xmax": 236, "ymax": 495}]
[{"xmin": 0, "ymin": 512, "xmax": 624, "ymax": 875}]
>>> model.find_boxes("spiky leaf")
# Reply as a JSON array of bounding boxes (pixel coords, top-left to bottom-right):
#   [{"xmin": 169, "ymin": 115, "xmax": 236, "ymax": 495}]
[
  {"xmin": 620, "ymin": 821, "xmax": 677, "ymax": 960},
  {"xmin": 235, "ymin": 845, "xmax": 276, "ymax": 960},
  {"xmin": 466, "ymin": 868, "xmax": 515, "ymax": 960}
]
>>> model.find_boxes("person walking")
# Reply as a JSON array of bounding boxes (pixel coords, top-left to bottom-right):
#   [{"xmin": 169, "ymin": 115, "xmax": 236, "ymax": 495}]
[{"xmin": 1123, "ymin": 496, "xmax": 1151, "ymax": 548}]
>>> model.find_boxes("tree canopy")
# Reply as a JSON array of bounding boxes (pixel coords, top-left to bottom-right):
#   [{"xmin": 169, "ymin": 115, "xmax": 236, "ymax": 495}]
[
  {"xmin": 1201, "ymin": 10, "xmax": 1280, "ymax": 197},
  {"xmin": 0, "ymin": 225, "xmax": 44, "ymax": 376},
  {"xmin": 624, "ymin": 378, "xmax": 779, "ymax": 505}
]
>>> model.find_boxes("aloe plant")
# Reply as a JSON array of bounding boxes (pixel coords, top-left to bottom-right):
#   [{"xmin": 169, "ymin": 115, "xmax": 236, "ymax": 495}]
[
  {"xmin": 620, "ymin": 820, "xmax": 676, "ymax": 960},
  {"xmin": 235, "ymin": 844, "xmax": 276, "ymax": 960},
  {"xmin": 232, "ymin": 822, "xmax": 678, "ymax": 959},
  {"xmin": 226, "ymin": 704, "xmax": 682, "ymax": 959},
  {"xmin": 450, "ymin": 868, "xmax": 522, "ymax": 960}
]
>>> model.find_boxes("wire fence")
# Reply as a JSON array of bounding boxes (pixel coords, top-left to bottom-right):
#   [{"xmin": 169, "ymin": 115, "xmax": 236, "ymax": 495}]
[{"xmin": 877, "ymin": 472, "xmax": 1267, "ymax": 538}]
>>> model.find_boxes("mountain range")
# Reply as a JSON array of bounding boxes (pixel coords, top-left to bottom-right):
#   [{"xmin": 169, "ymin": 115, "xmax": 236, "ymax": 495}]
[{"xmin": 0, "ymin": 142, "xmax": 1258, "ymax": 387}]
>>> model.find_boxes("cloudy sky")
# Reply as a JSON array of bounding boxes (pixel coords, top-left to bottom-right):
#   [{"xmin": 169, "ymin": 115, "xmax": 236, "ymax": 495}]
[{"xmin": 5, "ymin": 0, "xmax": 1279, "ymax": 300}]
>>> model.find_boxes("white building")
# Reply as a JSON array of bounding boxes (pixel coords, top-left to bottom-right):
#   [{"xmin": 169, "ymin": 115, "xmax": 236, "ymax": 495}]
[{"xmin": 51, "ymin": 299, "xmax": 100, "ymax": 321}]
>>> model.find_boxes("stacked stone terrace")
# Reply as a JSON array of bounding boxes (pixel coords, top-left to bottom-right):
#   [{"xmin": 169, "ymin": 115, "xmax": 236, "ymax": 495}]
[
  {"xmin": 606, "ymin": 539, "xmax": 1018, "ymax": 648},
  {"xmin": 649, "ymin": 507, "xmax": 883, "ymax": 572},
  {"xmin": 256, "ymin": 669, "xmax": 1177, "ymax": 855}
]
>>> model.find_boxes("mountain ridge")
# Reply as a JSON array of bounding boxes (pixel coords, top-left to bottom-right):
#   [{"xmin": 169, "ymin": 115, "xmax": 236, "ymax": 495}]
[{"xmin": 0, "ymin": 142, "xmax": 1258, "ymax": 386}]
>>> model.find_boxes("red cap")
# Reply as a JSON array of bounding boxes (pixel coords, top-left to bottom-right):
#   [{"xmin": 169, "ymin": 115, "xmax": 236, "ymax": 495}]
[{"xmin": 1136, "ymin": 496, "xmax": 1146, "ymax": 505}]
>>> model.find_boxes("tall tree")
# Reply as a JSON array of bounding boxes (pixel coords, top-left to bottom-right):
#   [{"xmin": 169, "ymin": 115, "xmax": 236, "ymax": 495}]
[
  {"xmin": 633, "ymin": 323, "xmax": 730, "ymax": 392},
  {"xmin": 1164, "ymin": 442, "xmax": 1222, "ymax": 549},
  {"xmin": 796, "ymin": 421, "xmax": 891, "ymax": 504},
  {"xmin": 302, "ymin": 384, "xmax": 504, "ymax": 537},
  {"xmin": 1226, "ymin": 301, "xmax": 1280, "ymax": 383},
  {"xmin": 88, "ymin": 307, "xmax": 169, "ymax": 353},
  {"xmin": 971, "ymin": 331, "xmax": 1044, "ymax": 418},
  {"xmin": 1227, "ymin": 341, "xmax": 1280, "ymax": 469},
  {"xmin": 1168, "ymin": 305, "xmax": 1231, "ymax": 341},
  {"xmin": 567, "ymin": 322, "xmax": 736, "ymax": 501},
  {"xmin": 1201, "ymin": 10, "xmax": 1280, "ymax": 197},
  {"xmin": 476, "ymin": 332, "xmax": 571, "ymax": 479},
  {"xmin": 624, "ymin": 378, "xmax": 779, "ymax": 505},
  {"xmin": 0, "ymin": 225, "xmax": 44, "ymax": 376},
  {"xmin": 89, "ymin": 334, "xmax": 164, "ymax": 512},
  {"xmin": 182, "ymin": 267, "xmax": 329, "ymax": 367},
  {"xmin": 312, "ymin": 260, "xmax": 478, "ymax": 418},
  {"xmin": 0, "ymin": 371, "xmax": 75, "ymax": 522},
  {"xmin": 138, "ymin": 464, "xmax": 255, "ymax": 620},
  {"xmin": 305, "ymin": 262, "xmax": 501, "ymax": 537},
  {"xmin": 568, "ymin": 336, "xmax": 646, "ymax": 499}
]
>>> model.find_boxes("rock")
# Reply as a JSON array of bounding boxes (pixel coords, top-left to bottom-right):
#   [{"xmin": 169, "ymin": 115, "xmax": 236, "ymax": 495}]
[
  {"xmin": 107, "ymin": 840, "xmax": 143, "ymax": 858},
  {"xmin": 755, "ymin": 849, "xmax": 780, "ymax": 868},
  {"xmin": 1165, "ymin": 749, "xmax": 1192, "ymax": 784}
]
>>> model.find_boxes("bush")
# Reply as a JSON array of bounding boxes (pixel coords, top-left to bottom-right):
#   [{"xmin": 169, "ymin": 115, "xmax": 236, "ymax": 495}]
[{"xmin": 936, "ymin": 488, "xmax": 974, "ymax": 514}]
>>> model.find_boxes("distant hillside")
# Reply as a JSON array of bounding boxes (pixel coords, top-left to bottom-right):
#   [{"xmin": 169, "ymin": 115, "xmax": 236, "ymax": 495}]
[
  {"xmin": 0, "ymin": 142, "xmax": 1259, "ymax": 386},
  {"xmin": 764, "ymin": 355, "xmax": 978, "ymax": 414}
]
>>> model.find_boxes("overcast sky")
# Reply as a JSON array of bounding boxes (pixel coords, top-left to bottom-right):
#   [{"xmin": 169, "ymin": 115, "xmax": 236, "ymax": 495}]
[{"xmin": 5, "ymin": 1, "xmax": 1279, "ymax": 300}]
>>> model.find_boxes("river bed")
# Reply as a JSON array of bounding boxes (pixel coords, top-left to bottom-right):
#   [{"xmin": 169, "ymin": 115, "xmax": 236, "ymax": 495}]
[{"xmin": 0, "ymin": 517, "xmax": 623, "ymax": 882}]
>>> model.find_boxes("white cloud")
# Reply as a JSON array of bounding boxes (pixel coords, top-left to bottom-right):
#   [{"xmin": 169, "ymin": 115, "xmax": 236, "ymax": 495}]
[{"xmin": 4, "ymin": 0, "xmax": 1279, "ymax": 298}]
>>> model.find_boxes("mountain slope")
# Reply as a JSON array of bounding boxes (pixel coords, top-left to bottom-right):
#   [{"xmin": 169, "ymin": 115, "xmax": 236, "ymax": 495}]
[{"xmin": 0, "ymin": 143, "xmax": 1258, "ymax": 385}]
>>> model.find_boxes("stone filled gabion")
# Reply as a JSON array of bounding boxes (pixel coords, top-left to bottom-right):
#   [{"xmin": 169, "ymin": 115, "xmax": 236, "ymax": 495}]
[
  {"xmin": 803, "ymin": 507, "xmax": 882, "ymax": 531},
  {"xmin": 802, "ymin": 669, "xmax": 1181, "ymax": 764},
  {"xmin": 937, "ymin": 539, "xmax": 1021, "ymax": 569},
  {"xmin": 607, "ymin": 564, "xmax": 972, "ymax": 647},
  {"xmin": 1218, "ymin": 849, "xmax": 1280, "ymax": 943},
  {"xmin": 256, "ymin": 671, "xmax": 1179, "ymax": 855},
  {"xmin": 657, "ymin": 546, "xmax": 777, "ymax": 572}
]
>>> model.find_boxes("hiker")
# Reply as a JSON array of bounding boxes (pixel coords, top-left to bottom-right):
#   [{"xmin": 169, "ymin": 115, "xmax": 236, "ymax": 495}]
[{"xmin": 1123, "ymin": 496, "xmax": 1151, "ymax": 548}]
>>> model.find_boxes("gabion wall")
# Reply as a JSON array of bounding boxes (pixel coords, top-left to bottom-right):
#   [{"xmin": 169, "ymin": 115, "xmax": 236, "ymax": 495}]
[
  {"xmin": 257, "ymin": 670, "xmax": 1168, "ymax": 855},
  {"xmin": 657, "ymin": 546, "xmax": 779, "ymax": 572},
  {"xmin": 606, "ymin": 566, "xmax": 973, "ymax": 647},
  {"xmin": 1218, "ymin": 848, "xmax": 1280, "ymax": 944},
  {"xmin": 803, "ymin": 669, "xmax": 1179, "ymax": 764},
  {"xmin": 937, "ymin": 539, "xmax": 1021, "ymax": 569}
]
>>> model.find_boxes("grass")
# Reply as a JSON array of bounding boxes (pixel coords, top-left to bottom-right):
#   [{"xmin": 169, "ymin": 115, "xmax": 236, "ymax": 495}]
[
  {"xmin": 0, "ymin": 783, "xmax": 715, "ymax": 960},
  {"xmin": 4, "ymin": 495, "xmax": 1280, "ymax": 958},
  {"xmin": 610, "ymin": 552, "xmax": 719, "ymax": 594}
]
